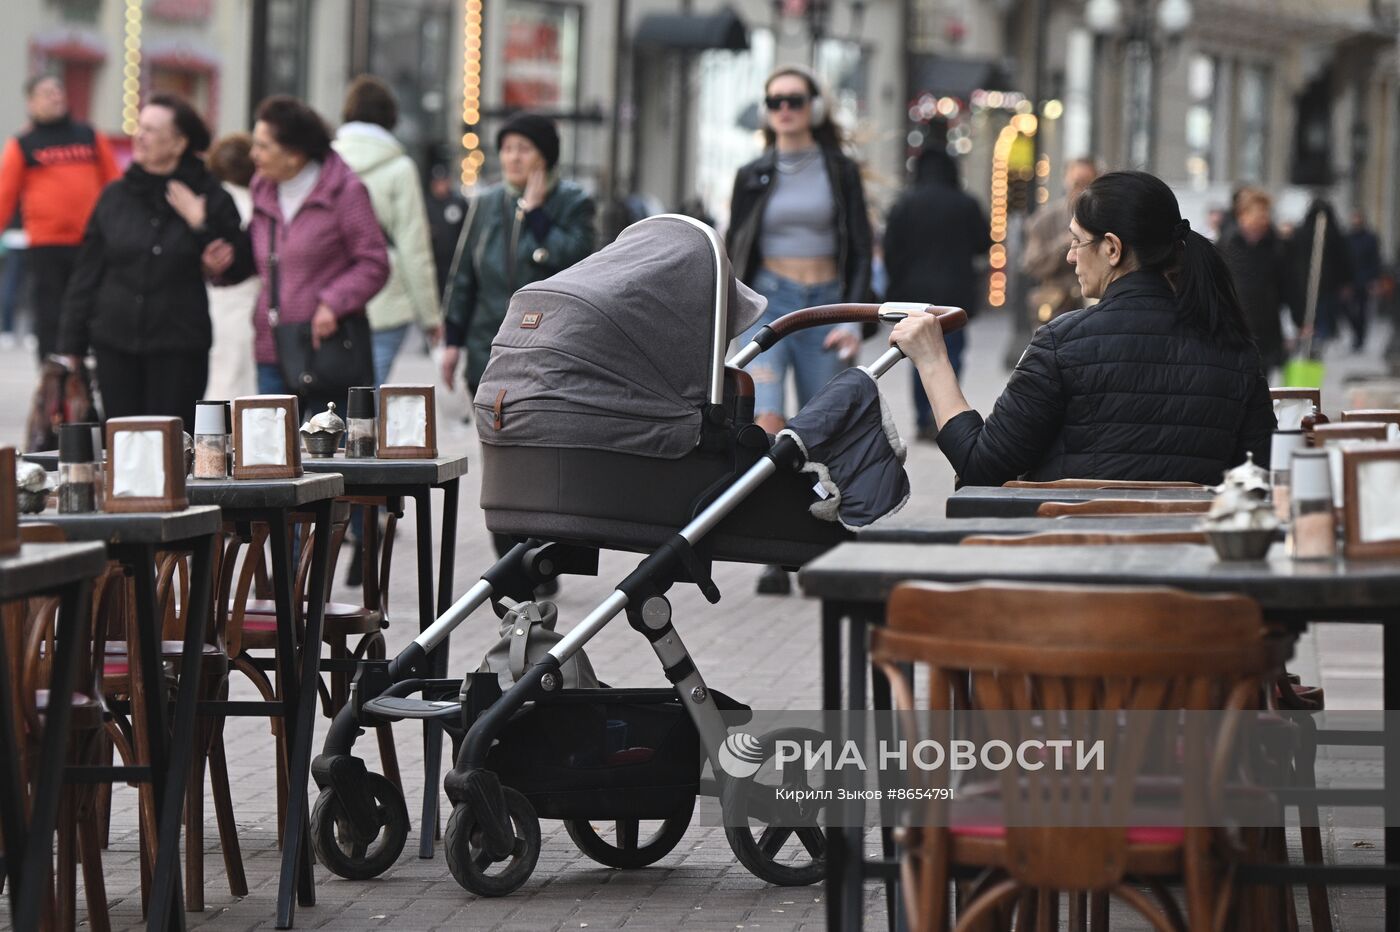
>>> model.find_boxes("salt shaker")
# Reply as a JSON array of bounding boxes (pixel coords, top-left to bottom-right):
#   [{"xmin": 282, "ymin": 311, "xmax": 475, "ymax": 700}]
[
  {"xmin": 194, "ymin": 401, "xmax": 229, "ymax": 479},
  {"xmin": 57, "ymin": 423, "xmax": 98, "ymax": 513},
  {"xmin": 1269, "ymin": 430, "xmax": 1307, "ymax": 523},
  {"xmin": 346, "ymin": 386, "xmax": 377, "ymax": 459},
  {"xmin": 1289, "ymin": 449, "xmax": 1335, "ymax": 560}
]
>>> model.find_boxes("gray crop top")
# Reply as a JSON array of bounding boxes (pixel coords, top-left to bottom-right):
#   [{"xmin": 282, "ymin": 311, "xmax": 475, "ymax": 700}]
[{"xmin": 759, "ymin": 147, "xmax": 838, "ymax": 260}]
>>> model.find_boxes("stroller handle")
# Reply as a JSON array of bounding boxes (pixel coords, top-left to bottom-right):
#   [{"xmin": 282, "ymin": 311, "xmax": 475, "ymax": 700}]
[{"xmin": 753, "ymin": 302, "xmax": 965, "ymax": 349}]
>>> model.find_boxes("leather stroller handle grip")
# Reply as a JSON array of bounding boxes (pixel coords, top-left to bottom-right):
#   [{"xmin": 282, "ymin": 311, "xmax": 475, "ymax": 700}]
[{"xmin": 764, "ymin": 303, "xmax": 968, "ymax": 340}]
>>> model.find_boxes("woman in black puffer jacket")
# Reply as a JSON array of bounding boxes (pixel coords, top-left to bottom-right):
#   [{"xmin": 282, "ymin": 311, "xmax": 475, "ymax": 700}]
[
  {"xmin": 892, "ymin": 170, "xmax": 1276, "ymax": 487},
  {"xmin": 59, "ymin": 94, "xmax": 249, "ymax": 430}
]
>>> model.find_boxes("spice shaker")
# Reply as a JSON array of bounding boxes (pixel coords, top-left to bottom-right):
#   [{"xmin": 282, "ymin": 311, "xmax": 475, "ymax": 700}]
[
  {"xmin": 193, "ymin": 401, "xmax": 229, "ymax": 479},
  {"xmin": 346, "ymin": 386, "xmax": 377, "ymax": 458},
  {"xmin": 1289, "ymin": 449, "xmax": 1335, "ymax": 560},
  {"xmin": 57, "ymin": 422, "xmax": 98, "ymax": 513},
  {"xmin": 1269, "ymin": 430, "xmax": 1307, "ymax": 523}
]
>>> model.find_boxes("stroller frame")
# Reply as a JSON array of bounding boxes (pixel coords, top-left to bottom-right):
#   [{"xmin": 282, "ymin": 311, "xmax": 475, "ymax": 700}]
[{"xmin": 308, "ymin": 215, "xmax": 963, "ymax": 892}]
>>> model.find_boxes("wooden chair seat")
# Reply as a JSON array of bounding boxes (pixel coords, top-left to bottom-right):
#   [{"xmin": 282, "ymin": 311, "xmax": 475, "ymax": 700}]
[
  {"xmin": 34, "ymin": 690, "xmax": 107, "ymax": 730},
  {"xmin": 239, "ymin": 599, "xmax": 383, "ymax": 643}
]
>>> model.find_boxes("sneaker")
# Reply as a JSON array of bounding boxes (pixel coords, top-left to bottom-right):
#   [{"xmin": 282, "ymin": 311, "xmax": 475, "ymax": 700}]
[{"xmin": 756, "ymin": 565, "xmax": 791, "ymax": 595}]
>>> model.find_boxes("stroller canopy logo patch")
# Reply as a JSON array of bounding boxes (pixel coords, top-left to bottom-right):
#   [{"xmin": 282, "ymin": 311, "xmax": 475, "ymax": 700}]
[
  {"xmin": 717, "ymin": 732, "xmax": 765, "ymax": 778},
  {"xmin": 520, "ymin": 311, "xmax": 543, "ymax": 329}
]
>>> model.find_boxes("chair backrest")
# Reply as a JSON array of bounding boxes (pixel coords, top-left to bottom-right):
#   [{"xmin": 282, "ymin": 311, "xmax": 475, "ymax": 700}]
[
  {"xmin": 1341, "ymin": 409, "xmax": 1400, "ymax": 426},
  {"xmin": 1035, "ymin": 499, "xmax": 1211, "ymax": 517},
  {"xmin": 961, "ymin": 530, "xmax": 1209, "ymax": 547},
  {"xmin": 1002, "ymin": 479, "xmax": 1205, "ymax": 490},
  {"xmin": 873, "ymin": 581, "xmax": 1279, "ymax": 891},
  {"xmin": 1313, "ymin": 421, "xmax": 1393, "ymax": 444}
]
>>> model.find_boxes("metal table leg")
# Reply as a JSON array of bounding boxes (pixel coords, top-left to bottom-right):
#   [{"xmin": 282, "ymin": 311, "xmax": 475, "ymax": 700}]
[
  {"xmin": 0, "ymin": 607, "xmax": 26, "ymax": 908},
  {"xmin": 1386, "ymin": 621, "xmax": 1399, "ymax": 932},
  {"xmin": 276, "ymin": 500, "xmax": 334, "ymax": 928},
  {"xmin": 13, "ymin": 579, "xmax": 91, "ymax": 931},
  {"xmin": 412, "ymin": 488, "xmax": 441, "ymax": 858},
  {"xmin": 146, "ymin": 535, "xmax": 216, "ymax": 932},
  {"xmin": 822, "ymin": 600, "xmax": 845, "ymax": 931}
]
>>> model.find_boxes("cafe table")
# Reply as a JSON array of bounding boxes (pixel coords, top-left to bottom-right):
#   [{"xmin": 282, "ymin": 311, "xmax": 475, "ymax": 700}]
[
  {"xmin": 185, "ymin": 474, "xmax": 343, "ymax": 929},
  {"xmin": 799, "ymin": 540, "xmax": 1400, "ymax": 931},
  {"xmin": 19, "ymin": 507, "xmax": 222, "ymax": 931},
  {"xmin": 0, "ymin": 541, "xmax": 107, "ymax": 931},
  {"xmin": 945, "ymin": 484, "xmax": 1216, "ymax": 517},
  {"xmin": 860, "ymin": 513, "xmax": 1220, "ymax": 543},
  {"xmin": 300, "ymin": 453, "xmax": 468, "ymax": 857}
]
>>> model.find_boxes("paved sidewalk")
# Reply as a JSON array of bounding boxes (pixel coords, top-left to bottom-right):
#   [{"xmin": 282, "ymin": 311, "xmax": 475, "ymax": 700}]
[{"xmin": 0, "ymin": 310, "xmax": 1394, "ymax": 930}]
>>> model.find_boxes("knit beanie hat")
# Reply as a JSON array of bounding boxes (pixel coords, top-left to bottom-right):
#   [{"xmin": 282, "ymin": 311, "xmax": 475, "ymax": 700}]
[{"xmin": 496, "ymin": 112, "xmax": 560, "ymax": 170}]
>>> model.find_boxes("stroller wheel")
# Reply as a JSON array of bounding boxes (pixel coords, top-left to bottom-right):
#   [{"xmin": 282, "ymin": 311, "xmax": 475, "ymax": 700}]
[
  {"xmin": 564, "ymin": 794, "xmax": 696, "ymax": 868},
  {"xmin": 310, "ymin": 773, "xmax": 410, "ymax": 880},
  {"xmin": 721, "ymin": 728, "xmax": 827, "ymax": 887},
  {"xmin": 445, "ymin": 787, "xmax": 541, "ymax": 896}
]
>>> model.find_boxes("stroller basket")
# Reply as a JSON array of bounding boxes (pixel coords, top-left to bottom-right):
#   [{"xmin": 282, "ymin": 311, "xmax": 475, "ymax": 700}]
[{"xmin": 473, "ymin": 675, "xmax": 750, "ymax": 821}]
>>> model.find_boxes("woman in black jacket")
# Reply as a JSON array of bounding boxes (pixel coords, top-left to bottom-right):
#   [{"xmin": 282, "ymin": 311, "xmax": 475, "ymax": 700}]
[
  {"xmin": 60, "ymin": 94, "xmax": 248, "ymax": 430},
  {"xmin": 727, "ymin": 64, "xmax": 872, "ymax": 594},
  {"xmin": 892, "ymin": 170, "xmax": 1276, "ymax": 487}
]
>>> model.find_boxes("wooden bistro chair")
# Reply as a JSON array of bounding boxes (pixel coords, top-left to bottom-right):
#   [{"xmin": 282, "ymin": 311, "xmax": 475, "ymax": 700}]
[
  {"xmin": 4, "ymin": 524, "xmax": 128, "ymax": 932},
  {"xmin": 1339, "ymin": 409, "xmax": 1400, "ymax": 427},
  {"xmin": 958, "ymin": 531, "xmax": 1331, "ymax": 932},
  {"xmin": 223, "ymin": 501, "xmax": 401, "ymax": 844},
  {"xmin": 873, "ymin": 581, "xmax": 1287, "ymax": 932},
  {"xmin": 1035, "ymin": 499, "xmax": 1212, "ymax": 518}
]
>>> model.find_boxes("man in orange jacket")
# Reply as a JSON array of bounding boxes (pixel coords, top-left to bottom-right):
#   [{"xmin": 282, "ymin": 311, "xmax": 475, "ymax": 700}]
[{"xmin": 0, "ymin": 75, "xmax": 118, "ymax": 359}]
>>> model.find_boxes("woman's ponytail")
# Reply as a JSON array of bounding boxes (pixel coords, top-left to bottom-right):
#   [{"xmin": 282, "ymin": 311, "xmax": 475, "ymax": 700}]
[{"xmin": 1174, "ymin": 228, "xmax": 1250, "ymax": 347}]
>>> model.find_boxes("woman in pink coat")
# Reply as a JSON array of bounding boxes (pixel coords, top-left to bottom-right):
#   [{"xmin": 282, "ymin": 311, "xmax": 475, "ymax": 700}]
[{"xmin": 205, "ymin": 96, "xmax": 388, "ymax": 414}]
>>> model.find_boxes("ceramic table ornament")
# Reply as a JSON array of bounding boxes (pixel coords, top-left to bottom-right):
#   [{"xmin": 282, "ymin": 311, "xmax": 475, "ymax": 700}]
[
  {"xmin": 377, "ymin": 384, "xmax": 437, "ymax": 459},
  {"xmin": 1342, "ymin": 443, "xmax": 1400, "ymax": 559},
  {"xmin": 104, "ymin": 416, "xmax": 188, "ymax": 513},
  {"xmin": 233, "ymin": 395, "xmax": 303, "ymax": 479},
  {"xmin": 301, "ymin": 402, "xmax": 347, "ymax": 458},
  {"xmin": 1203, "ymin": 451, "xmax": 1279, "ymax": 561},
  {"xmin": 0, "ymin": 447, "xmax": 17, "ymax": 556},
  {"xmin": 14, "ymin": 459, "xmax": 50, "ymax": 515}
]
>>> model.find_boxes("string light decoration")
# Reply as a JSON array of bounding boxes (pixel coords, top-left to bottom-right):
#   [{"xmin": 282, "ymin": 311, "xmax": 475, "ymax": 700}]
[
  {"xmin": 986, "ymin": 124, "xmax": 1017, "ymax": 308},
  {"xmin": 461, "ymin": 0, "xmax": 484, "ymax": 186},
  {"xmin": 122, "ymin": 0, "xmax": 143, "ymax": 135}
]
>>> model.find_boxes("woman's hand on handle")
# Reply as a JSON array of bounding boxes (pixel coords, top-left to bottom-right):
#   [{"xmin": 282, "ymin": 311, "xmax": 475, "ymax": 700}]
[{"xmin": 889, "ymin": 309, "xmax": 950, "ymax": 366}]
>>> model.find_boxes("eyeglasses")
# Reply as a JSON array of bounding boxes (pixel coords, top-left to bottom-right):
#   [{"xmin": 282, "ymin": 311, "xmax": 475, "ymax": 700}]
[
  {"xmin": 1067, "ymin": 235, "xmax": 1100, "ymax": 253},
  {"xmin": 764, "ymin": 94, "xmax": 810, "ymax": 112}
]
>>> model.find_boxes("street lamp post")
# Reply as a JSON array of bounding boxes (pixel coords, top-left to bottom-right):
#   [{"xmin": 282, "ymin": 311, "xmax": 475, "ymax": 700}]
[{"xmin": 1085, "ymin": 0, "xmax": 1192, "ymax": 171}]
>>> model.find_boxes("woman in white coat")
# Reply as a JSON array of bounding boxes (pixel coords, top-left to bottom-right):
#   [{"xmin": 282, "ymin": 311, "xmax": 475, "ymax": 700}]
[{"xmin": 205, "ymin": 133, "xmax": 258, "ymax": 399}]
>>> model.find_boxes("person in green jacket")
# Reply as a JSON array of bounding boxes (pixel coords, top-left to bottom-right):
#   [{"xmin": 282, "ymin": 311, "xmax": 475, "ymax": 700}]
[
  {"xmin": 333, "ymin": 75, "xmax": 443, "ymax": 386},
  {"xmin": 440, "ymin": 112, "xmax": 595, "ymax": 393}
]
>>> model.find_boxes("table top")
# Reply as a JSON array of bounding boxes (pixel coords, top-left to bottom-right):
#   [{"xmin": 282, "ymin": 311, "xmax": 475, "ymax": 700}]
[
  {"xmin": 301, "ymin": 453, "xmax": 468, "ymax": 487},
  {"xmin": 946, "ymin": 486, "xmax": 1217, "ymax": 518},
  {"xmin": 186, "ymin": 473, "xmax": 344, "ymax": 510},
  {"xmin": 799, "ymin": 541, "xmax": 1400, "ymax": 618},
  {"xmin": 20, "ymin": 505, "xmax": 223, "ymax": 544},
  {"xmin": 0, "ymin": 542, "xmax": 109, "ymax": 599},
  {"xmin": 860, "ymin": 515, "xmax": 1222, "ymax": 543}
]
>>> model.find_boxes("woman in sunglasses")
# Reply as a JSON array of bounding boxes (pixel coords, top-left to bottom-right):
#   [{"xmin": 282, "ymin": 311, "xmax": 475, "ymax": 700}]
[
  {"xmin": 727, "ymin": 64, "xmax": 873, "ymax": 595},
  {"xmin": 891, "ymin": 170, "xmax": 1276, "ymax": 487}
]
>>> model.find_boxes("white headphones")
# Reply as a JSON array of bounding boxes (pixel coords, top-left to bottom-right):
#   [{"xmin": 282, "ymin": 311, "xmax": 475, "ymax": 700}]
[{"xmin": 766, "ymin": 65, "xmax": 828, "ymax": 129}]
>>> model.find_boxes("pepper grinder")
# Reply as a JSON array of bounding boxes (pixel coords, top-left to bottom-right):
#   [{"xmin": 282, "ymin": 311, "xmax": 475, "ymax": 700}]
[
  {"xmin": 346, "ymin": 386, "xmax": 377, "ymax": 458},
  {"xmin": 57, "ymin": 423, "xmax": 98, "ymax": 513}
]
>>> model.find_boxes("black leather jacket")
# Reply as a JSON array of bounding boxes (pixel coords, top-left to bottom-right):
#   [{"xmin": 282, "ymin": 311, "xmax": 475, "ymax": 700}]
[
  {"xmin": 725, "ymin": 145, "xmax": 872, "ymax": 303},
  {"xmin": 936, "ymin": 271, "xmax": 1276, "ymax": 487}
]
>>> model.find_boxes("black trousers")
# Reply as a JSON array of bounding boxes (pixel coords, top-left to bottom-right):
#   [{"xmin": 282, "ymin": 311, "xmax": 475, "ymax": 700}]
[
  {"xmin": 27, "ymin": 245, "xmax": 79, "ymax": 360},
  {"xmin": 94, "ymin": 346, "xmax": 208, "ymax": 432}
]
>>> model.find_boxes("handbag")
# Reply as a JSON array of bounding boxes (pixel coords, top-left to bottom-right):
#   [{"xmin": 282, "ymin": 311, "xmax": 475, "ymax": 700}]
[
  {"xmin": 267, "ymin": 218, "xmax": 374, "ymax": 395},
  {"xmin": 475, "ymin": 599, "xmax": 598, "ymax": 692},
  {"xmin": 1283, "ymin": 209, "xmax": 1329, "ymax": 389}
]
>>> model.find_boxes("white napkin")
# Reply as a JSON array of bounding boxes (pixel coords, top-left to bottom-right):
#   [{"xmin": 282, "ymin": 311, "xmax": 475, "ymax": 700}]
[
  {"xmin": 242, "ymin": 407, "xmax": 288, "ymax": 465},
  {"xmin": 385, "ymin": 395, "xmax": 427, "ymax": 448},
  {"xmin": 112, "ymin": 430, "xmax": 166, "ymax": 498}
]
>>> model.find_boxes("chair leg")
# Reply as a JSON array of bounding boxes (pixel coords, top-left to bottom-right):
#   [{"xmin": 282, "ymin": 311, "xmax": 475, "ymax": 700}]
[
  {"xmin": 1112, "ymin": 884, "xmax": 1182, "ymax": 932},
  {"xmin": 77, "ymin": 792, "xmax": 111, "ymax": 932},
  {"xmin": 208, "ymin": 717, "xmax": 248, "ymax": 896},
  {"xmin": 96, "ymin": 729, "xmax": 114, "ymax": 849},
  {"xmin": 184, "ymin": 716, "xmax": 207, "ymax": 912},
  {"xmin": 954, "ymin": 878, "xmax": 1021, "ymax": 932},
  {"xmin": 1090, "ymin": 892, "xmax": 1109, "ymax": 930},
  {"xmin": 57, "ymin": 783, "xmax": 78, "ymax": 932}
]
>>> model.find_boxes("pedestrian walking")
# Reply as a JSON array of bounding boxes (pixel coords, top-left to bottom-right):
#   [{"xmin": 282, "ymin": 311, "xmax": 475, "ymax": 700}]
[
  {"xmin": 1220, "ymin": 187, "xmax": 1288, "ymax": 379},
  {"xmin": 58, "ymin": 95, "xmax": 247, "ymax": 430},
  {"xmin": 440, "ymin": 111, "xmax": 595, "ymax": 568},
  {"xmin": 893, "ymin": 170, "xmax": 1276, "ymax": 487},
  {"xmin": 204, "ymin": 95, "xmax": 389, "ymax": 420},
  {"xmin": 0, "ymin": 75, "xmax": 118, "ymax": 360},
  {"xmin": 1020, "ymin": 157, "xmax": 1098, "ymax": 329},
  {"xmin": 1288, "ymin": 198, "xmax": 1353, "ymax": 347},
  {"xmin": 426, "ymin": 164, "xmax": 467, "ymax": 298},
  {"xmin": 725, "ymin": 63, "xmax": 872, "ymax": 594},
  {"xmin": 883, "ymin": 147, "xmax": 989, "ymax": 441},
  {"xmin": 333, "ymin": 75, "xmax": 442, "ymax": 387},
  {"xmin": 204, "ymin": 133, "xmax": 259, "ymax": 400},
  {"xmin": 1345, "ymin": 209, "xmax": 1381, "ymax": 351}
]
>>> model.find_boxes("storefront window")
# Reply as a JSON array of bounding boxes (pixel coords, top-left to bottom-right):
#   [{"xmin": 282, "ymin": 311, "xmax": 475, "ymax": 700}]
[
  {"xmin": 1184, "ymin": 53, "xmax": 1217, "ymax": 188},
  {"xmin": 1237, "ymin": 63, "xmax": 1271, "ymax": 183},
  {"xmin": 251, "ymin": 0, "xmax": 311, "ymax": 112},
  {"xmin": 367, "ymin": 0, "xmax": 453, "ymax": 170},
  {"xmin": 501, "ymin": 1, "xmax": 581, "ymax": 112},
  {"xmin": 694, "ymin": 28, "xmax": 775, "ymax": 230}
]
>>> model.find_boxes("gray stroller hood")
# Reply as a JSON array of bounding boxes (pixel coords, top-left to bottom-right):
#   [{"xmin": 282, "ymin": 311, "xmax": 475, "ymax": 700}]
[{"xmin": 473, "ymin": 214, "xmax": 767, "ymax": 459}]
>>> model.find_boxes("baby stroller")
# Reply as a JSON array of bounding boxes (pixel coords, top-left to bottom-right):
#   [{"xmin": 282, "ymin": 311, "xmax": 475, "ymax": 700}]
[{"xmin": 308, "ymin": 214, "xmax": 965, "ymax": 892}]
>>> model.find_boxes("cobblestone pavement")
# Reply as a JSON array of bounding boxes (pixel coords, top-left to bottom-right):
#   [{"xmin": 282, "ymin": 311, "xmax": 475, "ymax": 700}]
[{"xmin": 0, "ymin": 311, "xmax": 1394, "ymax": 930}]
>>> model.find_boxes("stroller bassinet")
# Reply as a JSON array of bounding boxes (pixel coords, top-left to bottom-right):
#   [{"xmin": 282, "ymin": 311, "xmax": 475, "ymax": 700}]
[{"xmin": 474, "ymin": 215, "xmax": 850, "ymax": 566}]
